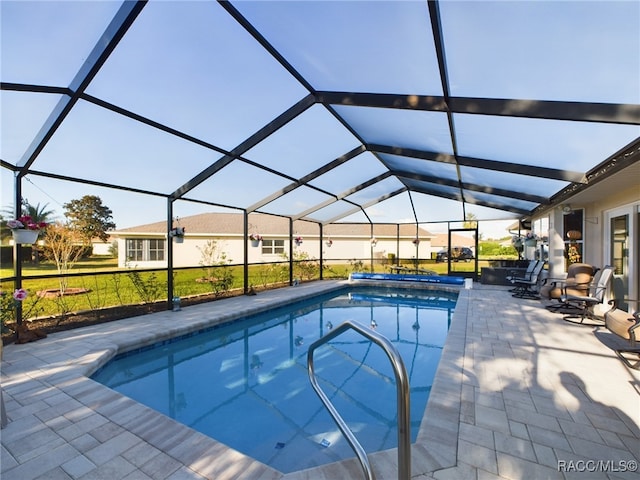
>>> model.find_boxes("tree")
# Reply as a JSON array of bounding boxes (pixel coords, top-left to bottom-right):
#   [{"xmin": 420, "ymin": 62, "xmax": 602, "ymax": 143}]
[
  {"xmin": 21, "ymin": 199, "xmax": 57, "ymax": 263},
  {"xmin": 464, "ymin": 213, "xmax": 482, "ymax": 241},
  {"xmin": 21, "ymin": 199, "xmax": 56, "ymax": 225},
  {"xmin": 63, "ymin": 195, "xmax": 116, "ymax": 243},
  {"xmin": 42, "ymin": 223, "xmax": 86, "ymax": 294},
  {"xmin": 463, "ymin": 213, "xmax": 478, "ymax": 230}
]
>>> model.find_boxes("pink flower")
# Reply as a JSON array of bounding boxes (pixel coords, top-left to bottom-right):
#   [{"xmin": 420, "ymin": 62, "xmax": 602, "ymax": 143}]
[
  {"xmin": 7, "ymin": 220, "xmax": 24, "ymax": 229},
  {"xmin": 13, "ymin": 288, "xmax": 28, "ymax": 301},
  {"xmin": 7, "ymin": 215, "xmax": 48, "ymax": 231}
]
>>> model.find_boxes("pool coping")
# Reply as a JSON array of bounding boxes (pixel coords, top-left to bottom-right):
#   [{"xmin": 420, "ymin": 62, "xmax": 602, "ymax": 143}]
[{"xmin": 1, "ymin": 280, "xmax": 467, "ymax": 479}]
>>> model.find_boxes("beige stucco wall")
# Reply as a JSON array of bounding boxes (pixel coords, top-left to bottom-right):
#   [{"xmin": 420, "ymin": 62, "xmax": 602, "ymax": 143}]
[
  {"xmin": 117, "ymin": 235, "xmax": 436, "ymax": 269},
  {"xmin": 535, "ymin": 182, "xmax": 639, "ymax": 304}
]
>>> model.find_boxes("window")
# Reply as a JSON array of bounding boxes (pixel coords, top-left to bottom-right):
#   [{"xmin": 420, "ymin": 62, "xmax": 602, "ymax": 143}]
[
  {"xmin": 126, "ymin": 238, "xmax": 165, "ymax": 262},
  {"xmin": 262, "ymin": 239, "xmax": 285, "ymax": 255},
  {"xmin": 126, "ymin": 239, "xmax": 143, "ymax": 262},
  {"xmin": 563, "ymin": 209, "xmax": 583, "ymax": 269},
  {"xmin": 532, "ymin": 216, "xmax": 550, "ymax": 261},
  {"xmin": 148, "ymin": 239, "xmax": 165, "ymax": 261}
]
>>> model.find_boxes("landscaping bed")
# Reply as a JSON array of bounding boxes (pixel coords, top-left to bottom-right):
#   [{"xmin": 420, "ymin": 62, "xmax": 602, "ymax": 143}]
[{"xmin": 0, "ymin": 282, "xmax": 294, "ymax": 345}]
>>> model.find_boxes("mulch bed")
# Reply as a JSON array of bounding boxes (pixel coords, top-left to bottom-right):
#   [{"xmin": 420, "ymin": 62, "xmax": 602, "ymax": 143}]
[
  {"xmin": 37, "ymin": 287, "xmax": 91, "ymax": 298},
  {"xmin": 1, "ymin": 282, "xmax": 293, "ymax": 345},
  {"xmin": 1, "ymin": 290, "xmax": 238, "ymax": 345}
]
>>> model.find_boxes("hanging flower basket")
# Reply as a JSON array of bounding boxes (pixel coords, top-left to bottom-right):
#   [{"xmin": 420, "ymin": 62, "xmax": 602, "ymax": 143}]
[
  {"xmin": 325, "ymin": 239, "xmax": 333, "ymax": 247},
  {"xmin": 8, "ymin": 216, "xmax": 47, "ymax": 244},
  {"xmin": 169, "ymin": 227, "xmax": 185, "ymax": 243},
  {"xmin": 412, "ymin": 238, "xmax": 420, "ymax": 245},
  {"xmin": 12, "ymin": 229, "xmax": 39, "ymax": 244},
  {"xmin": 249, "ymin": 233, "xmax": 262, "ymax": 247},
  {"xmin": 524, "ymin": 232, "xmax": 539, "ymax": 246},
  {"xmin": 370, "ymin": 237, "xmax": 378, "ymax": 246},
  {"xmin": 294, "ymin": 236, "xmax": 303, "ymax": 246}
]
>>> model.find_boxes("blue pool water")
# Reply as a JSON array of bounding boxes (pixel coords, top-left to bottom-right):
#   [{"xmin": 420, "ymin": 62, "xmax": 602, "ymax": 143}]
[{"xmin": 92, "ymin": 287, "xmax": 457, "ymax": 473}]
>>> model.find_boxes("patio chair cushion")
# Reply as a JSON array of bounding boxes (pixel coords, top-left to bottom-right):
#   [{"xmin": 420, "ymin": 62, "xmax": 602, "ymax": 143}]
[
  {"xmin": 540, "ymin": 263, "xmax": 594, "ymax": 300},
  {"xmin": 605, "ymin": 299, "xmax": 639, "ymax": 343},
  {"xmin": 602, "ymin": 299, "xmax": 640, "ymax": 369}
]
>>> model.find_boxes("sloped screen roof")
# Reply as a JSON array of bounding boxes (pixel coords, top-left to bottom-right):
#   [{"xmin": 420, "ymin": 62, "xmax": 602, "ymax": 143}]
[{"xmin": 2, "ymin": 0, "xmax": 639, "ymax": 227}]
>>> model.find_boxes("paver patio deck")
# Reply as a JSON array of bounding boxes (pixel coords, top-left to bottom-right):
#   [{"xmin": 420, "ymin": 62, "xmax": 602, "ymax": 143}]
[{"xmin": 1, "ymin": 280, "xmax": 639, "ymax": 479}]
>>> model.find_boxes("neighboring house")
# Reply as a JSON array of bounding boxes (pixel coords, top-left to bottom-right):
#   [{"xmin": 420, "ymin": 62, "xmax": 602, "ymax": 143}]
[
  {"xmin": 111, "ymin": 212, "xmax": 435, "ymax": 268},
  {"xmin": 430, "ymin": 233, "xmax": 476, "ymax": 255},
  {"xmin": 91, "ymin": 238, "xmax": 113, "ymax": 256}
]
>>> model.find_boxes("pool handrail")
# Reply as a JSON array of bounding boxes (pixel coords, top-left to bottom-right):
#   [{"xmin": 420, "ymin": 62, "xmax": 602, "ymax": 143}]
[{"xmin": 307, "ymin": 320, "xmax": 411, "ymax": 480}]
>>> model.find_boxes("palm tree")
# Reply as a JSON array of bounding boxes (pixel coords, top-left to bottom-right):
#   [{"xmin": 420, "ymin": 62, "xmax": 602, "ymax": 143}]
[
  {"xmin": 23, "ymin": 200, "xmax": 57, "ymax": 264},
  {"xmin": 21, "ymin": 199, "xmax": 56, "ymax": 224}
]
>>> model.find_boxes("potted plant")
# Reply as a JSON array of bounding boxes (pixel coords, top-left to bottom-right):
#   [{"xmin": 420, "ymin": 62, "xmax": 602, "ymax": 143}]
[
  {"xmin": 325, "ymin": 238, "xmax": 333, "ymax": 247},
  {"xmin": 249, "ymin": 233, "xmax": 262, "ymax": 247},
  {"xmin": 169, "ymin": 226, "xmax": 186, "ymax": 243},
  {"xmin": 294, "ymin": 235, "xmax": 303, "ymax": 246},
  {"xmin": 524, "ymin": 232, "xmax": 539, "ymax": 246},
  {"xmin": 7, "ymin": 215, "xmax": 48, "ymax": 244},
  {"xmin": 370, "ymin": 237, "xmax": 378, "ymax": 247},
  {"xmin": 412, "ymin": 237, "xmax": 420, "ymax": 245}
]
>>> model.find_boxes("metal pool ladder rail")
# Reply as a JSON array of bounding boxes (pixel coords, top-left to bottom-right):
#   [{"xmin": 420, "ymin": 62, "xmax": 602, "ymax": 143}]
[{"xmin": 307, "ymin": 320, "xmax": 411, "ymax": 480}]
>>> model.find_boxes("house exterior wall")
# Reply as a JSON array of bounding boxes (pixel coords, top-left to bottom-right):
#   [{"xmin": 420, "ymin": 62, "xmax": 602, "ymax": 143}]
[
  {"xmin": 117, "ymin": 234, "xmax": 434, "ymax": 268},
  {"xmin": 534, "ymin": 181, "xmax": 639, "ymax": 306},
  {"xmin": 91, "ymin": 242, "xmax": 112, "ymax": 256}
]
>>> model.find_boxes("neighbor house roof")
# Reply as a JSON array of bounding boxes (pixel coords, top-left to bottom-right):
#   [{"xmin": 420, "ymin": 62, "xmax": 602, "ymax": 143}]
[
  {"xmin": 114, "ymin": 213, "xmax": 433, "ymax": 238},
  {"xmin": 431, "ymin": 233, "xmax": 475, "ymax": 249}
]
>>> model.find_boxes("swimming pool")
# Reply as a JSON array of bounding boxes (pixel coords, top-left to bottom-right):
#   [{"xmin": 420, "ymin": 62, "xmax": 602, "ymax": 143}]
[{"xmin": 92, "ymin": 286, "xmax": 457, "ymax": 473}]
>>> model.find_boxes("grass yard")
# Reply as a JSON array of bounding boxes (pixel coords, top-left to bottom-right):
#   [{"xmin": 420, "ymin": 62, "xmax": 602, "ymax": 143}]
[
  {"xmin": 2, "ymin": 255, "xmax": 508, "ymax": 335},
  {"xmin": 0, "ymin": 257, "xmax": 352, "ymax": 323}
]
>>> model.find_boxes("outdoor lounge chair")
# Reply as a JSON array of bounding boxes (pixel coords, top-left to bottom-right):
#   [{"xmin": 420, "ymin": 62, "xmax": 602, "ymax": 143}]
[
  {"xmin": 560, "ymin": 265, "xmax": 614, "ymax": 325},
  {"xmin": 601, "ymin": 299, "xmax": 640, "ymax": 369},
  {"xmin": 507, "ymin": 260, "xmax": 539, "ymax": 292},
  {"xmin": 511, "ymin": 261, "xmax": 545, "ymax": 299},
  {"xmin": 541, "ymin": 263, "xmax": 595, "ymax": 312}
]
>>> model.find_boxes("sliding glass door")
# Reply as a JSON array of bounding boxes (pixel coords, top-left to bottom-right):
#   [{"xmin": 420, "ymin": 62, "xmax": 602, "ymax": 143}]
[{"xmin": 606, "ymin": 204, "xmax": 639, "ymax": 312}]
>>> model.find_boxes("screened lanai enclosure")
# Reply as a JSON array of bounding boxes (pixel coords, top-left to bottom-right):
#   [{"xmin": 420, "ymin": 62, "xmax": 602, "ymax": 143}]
[{"xmin": 1, "ymin": 1, "xmax": 639, "ymax": 324}]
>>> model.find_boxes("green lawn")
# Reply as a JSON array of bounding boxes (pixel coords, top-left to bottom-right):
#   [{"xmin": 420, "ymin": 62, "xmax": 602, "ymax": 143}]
[
  {"xmin": 2, "ymin": 256, "xmax": 512, "ymax": 324},
  {"xmin": 1, "ymin": 257, "xmax": 350, "ymax": 323},
  {"xmin": 0, "ymin": 256, "xmax": 119, "ymax": 277}
]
